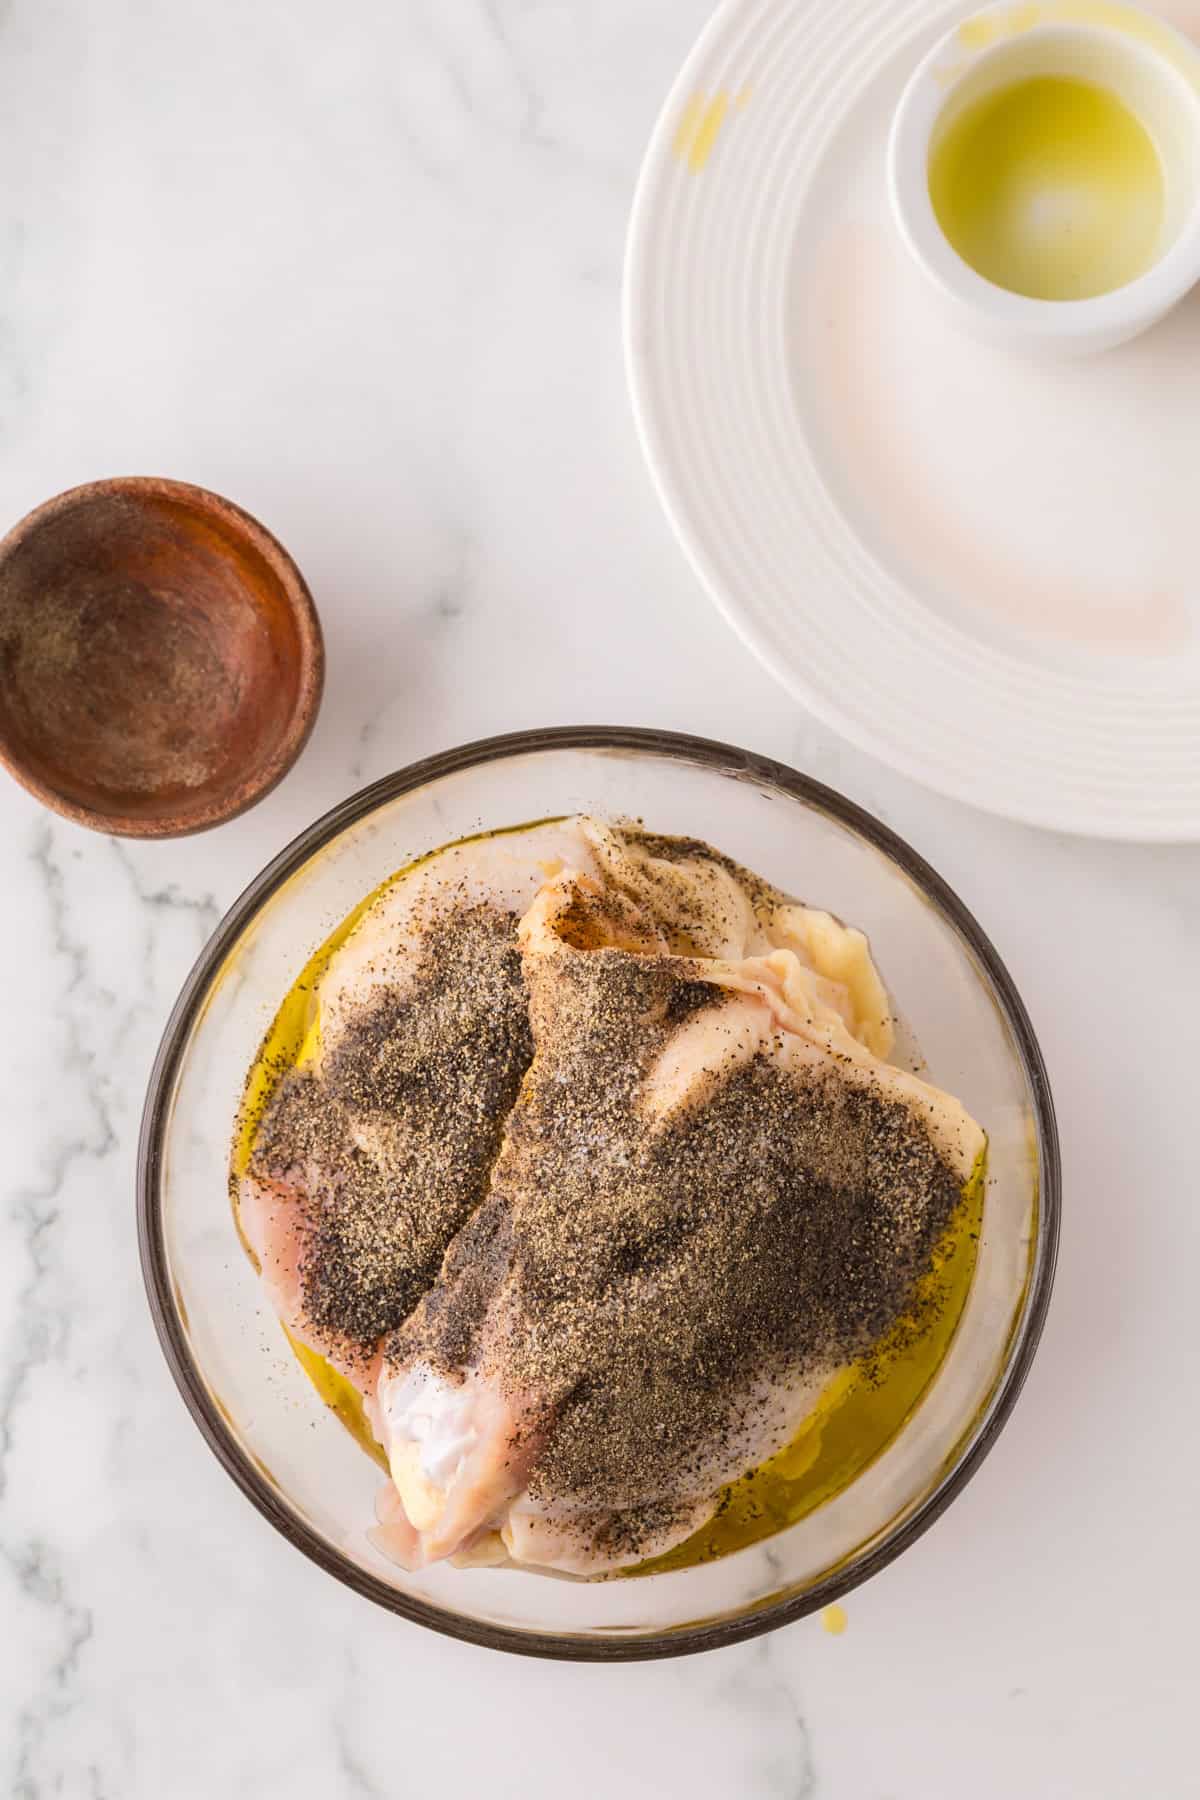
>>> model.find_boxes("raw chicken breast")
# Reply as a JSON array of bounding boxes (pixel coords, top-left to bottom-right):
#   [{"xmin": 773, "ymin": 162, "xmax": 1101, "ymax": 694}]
[
  {"xmin": 372, "ymin": 848, "xmax": 984, "ymax": 1576},
  {"xmin": 236, "ymin": 820, "xmax": 599, "ymax": 1386}
]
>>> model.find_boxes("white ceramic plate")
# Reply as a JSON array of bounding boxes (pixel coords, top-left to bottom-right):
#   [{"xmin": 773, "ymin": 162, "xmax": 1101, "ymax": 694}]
[{"xmin": 624, "ymin": 0, "xmax": 1200, "ymax": 840}]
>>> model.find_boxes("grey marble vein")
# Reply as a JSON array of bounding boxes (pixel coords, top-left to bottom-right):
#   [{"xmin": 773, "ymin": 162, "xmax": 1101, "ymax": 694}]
[
  {"xmin": 1, "ymin": 828, "xmax": 117, "ymax": 1501},
  {"xmin": 7, "ymin": 1540, "xmax": 95, "ymax": 1800},
  {"xmin": 479, "ymin": 0, "xmax": 550, "ymax": 146},
  {"xmin": 726, "ymin": 1639, "xmax": 817, "ymax": 1799}
]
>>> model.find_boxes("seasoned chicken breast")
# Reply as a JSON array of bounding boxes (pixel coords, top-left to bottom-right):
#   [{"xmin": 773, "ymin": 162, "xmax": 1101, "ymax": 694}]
[
  {"xmin": 370, "ymin": 851, "xmax": 984, "ymax": 1576},
  {"xmin": 236, "ymin": 821, "xmax": 599, "ymax": 1385}
]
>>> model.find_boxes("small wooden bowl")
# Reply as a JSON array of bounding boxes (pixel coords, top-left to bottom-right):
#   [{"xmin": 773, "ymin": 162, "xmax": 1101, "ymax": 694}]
[{"xmin": 0, "ymin": 477, "xmax": 324, "ymax": 837}]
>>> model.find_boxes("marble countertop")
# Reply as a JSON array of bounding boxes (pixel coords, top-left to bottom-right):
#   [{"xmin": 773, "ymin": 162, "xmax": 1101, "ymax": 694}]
[{"xmin": 2, "ymin": 2, "xmax": 1197, "ymax": 1795}]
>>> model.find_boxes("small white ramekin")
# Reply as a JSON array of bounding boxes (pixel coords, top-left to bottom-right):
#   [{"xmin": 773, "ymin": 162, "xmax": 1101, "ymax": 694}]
[{"xmin": 888, "ymin": 0, "xmax": 1200, "ymax": 354}]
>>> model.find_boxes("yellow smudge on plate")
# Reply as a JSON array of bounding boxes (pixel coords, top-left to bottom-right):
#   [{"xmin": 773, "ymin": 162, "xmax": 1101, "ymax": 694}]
[
  {"xmin": 958, "ymin": 2, "xmax": 1042, "ymax": 49},
  {"xmin": 821, "ymin": 1604, "xmax": 848, "ymax": 1636},
  {"xmin": 673, "ymin": 90, "xmax": 743, "ymax": 172}
]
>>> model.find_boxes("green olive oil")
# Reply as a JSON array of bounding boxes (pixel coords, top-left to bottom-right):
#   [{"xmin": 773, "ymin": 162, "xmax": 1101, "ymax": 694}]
[{"xmin": 929, "ymin": 75, "xmax": 1165, "ymax": 300}]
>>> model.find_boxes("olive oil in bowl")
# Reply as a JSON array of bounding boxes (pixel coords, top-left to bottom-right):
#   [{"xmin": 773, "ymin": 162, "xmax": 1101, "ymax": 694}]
[{"xmin": 929, "ymin": 74, "xmax": 1165, "ymax": 301}]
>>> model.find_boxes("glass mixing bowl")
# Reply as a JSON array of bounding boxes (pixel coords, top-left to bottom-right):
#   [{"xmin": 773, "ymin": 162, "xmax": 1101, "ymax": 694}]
[{"xmin": 138, "ymin": 728, "xmax": 1059, "ymax": 1660}]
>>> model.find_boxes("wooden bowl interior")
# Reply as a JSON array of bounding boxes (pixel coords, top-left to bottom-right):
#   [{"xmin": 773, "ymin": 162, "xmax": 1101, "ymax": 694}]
[{"xmin": 0, "ymin": 489, "xmax": 314, "ymax": 830}]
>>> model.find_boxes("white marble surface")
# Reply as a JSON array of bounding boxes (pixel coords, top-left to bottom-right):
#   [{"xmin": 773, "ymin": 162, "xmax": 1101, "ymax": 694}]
[{"xmin": 1, "ymin": 2, "xmax": 1197, "ymax": 1795}]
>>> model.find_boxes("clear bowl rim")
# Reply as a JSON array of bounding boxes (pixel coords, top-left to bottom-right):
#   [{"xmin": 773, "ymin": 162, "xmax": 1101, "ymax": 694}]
[{"xmin": 137, "ymin": 725, "xmax": 1061, "ymax": 1662}]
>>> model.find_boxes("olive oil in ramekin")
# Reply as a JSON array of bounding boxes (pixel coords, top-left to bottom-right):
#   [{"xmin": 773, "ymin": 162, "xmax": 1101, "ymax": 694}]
[{"xmin": 929, "ymin": 74, "xmax": 1165, "ymax": 300}]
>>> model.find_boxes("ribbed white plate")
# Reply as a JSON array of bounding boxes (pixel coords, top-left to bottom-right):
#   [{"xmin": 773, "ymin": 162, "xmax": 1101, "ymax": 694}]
[{"xmin": 624, "ymin": 0, "xmax": 1200, "ymax": 840}]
